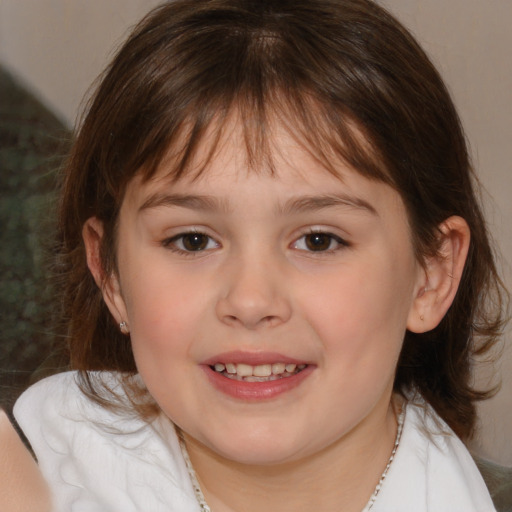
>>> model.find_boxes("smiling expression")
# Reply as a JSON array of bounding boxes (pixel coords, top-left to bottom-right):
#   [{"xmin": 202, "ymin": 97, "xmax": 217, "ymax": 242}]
[{"xmin": 100, "ymin": 121, "xmax": 425, "ymax": 467}]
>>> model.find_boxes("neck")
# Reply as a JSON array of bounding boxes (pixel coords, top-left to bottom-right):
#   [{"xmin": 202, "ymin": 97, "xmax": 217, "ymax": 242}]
[{"xmin": 182, "ymin": 398, "xmax": 400, "ymax": 512}]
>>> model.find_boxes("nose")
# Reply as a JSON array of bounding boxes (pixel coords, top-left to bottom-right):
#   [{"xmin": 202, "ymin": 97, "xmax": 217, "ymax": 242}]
[{"xmin": 215, "ymin": 254, "xmax": 292, "ymax": 330}]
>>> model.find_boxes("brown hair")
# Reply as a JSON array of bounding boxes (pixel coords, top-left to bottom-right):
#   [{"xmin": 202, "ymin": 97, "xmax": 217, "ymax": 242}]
[{"xmin": 56, "ymin": 0, "xmax": 507, "ymax": 439}]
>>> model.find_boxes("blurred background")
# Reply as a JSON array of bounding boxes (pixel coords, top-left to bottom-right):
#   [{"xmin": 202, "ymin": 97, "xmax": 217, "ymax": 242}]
[{"xmin": 0, "ymin": 0, "xmax": 510, "ymax": 465}]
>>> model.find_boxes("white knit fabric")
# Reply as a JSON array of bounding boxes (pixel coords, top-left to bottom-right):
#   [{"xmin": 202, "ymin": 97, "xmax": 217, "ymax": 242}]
[{"xmin": 14, "ymin": 372, "xmax": 496, "ymax": 512}]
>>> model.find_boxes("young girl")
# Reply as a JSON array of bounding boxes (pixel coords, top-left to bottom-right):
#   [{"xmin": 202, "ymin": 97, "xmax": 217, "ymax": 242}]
[{"xmin": 13, "ymin": 0, "xmax": 507, "ymax": 511}]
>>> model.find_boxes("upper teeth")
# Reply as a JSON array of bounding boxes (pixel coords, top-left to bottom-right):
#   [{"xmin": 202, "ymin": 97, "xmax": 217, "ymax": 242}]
[{"xmin": 213, "ymin": 363, "xmax": 305, "ymax": 377}]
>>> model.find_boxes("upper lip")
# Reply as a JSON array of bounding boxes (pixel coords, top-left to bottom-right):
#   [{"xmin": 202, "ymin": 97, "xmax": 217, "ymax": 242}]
[{"xmin": 202, "ymin": 350, "xmax": 310, "ymax": 366}]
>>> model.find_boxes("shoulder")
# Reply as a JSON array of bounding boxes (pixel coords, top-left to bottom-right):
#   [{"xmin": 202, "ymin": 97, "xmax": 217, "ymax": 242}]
[
  {"xmin": 14, "ymin": 371, "xmax": 130, "ymax": 443},
  {"xmin": 14, "ymin": 371, "xmax": 87, "ymax": 453},
  {"xmin": 373, "ymin": 397, "xmax": 496, "ymax": 512},
  {"xmin": 14, "ymin": 371, "xmax": 199, "ymax": 512},
  {"xmin": 15, "ymin": 372, "xmax": 82, "ymax": 421}
]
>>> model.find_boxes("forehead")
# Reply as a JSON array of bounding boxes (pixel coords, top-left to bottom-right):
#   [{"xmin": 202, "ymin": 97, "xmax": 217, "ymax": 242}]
[
  {"xmin": 124, "ymin": 117, "xmax": 406, "ymax": 226},
  {"xmin": 133, "ymin": 100, "xmax": 393, "ymax": 192},
  {"xmin": 139, "ymin": 116, "xmax": 340, "ymax": 191},
  {"xmin": 140, "ymin": 107, "xmax": 387, "ymax": 184}
]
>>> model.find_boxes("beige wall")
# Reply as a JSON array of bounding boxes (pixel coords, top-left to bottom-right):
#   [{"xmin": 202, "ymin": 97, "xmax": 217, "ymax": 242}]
[
  {"xmin": 0, "ymin": 0, "xmax": 162, "ymax": 125},
  {"xmin": 1, "ymin": 1, "xmax": 511, "ymax": 465}
]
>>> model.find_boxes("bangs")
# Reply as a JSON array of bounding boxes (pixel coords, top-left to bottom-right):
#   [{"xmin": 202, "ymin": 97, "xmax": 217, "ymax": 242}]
[
  {"xmin": 134, "ymin": 88, "xmax": 393, "ymax": 188},
  {"xmin": 89, "ymin": 0, "xmax": 395, "ymax": 200}
]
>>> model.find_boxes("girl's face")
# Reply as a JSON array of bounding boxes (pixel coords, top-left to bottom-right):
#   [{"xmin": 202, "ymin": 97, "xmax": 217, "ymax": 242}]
[{"xmin": 106, "ymin": 123, "xmax": 425, "ymax": 466}]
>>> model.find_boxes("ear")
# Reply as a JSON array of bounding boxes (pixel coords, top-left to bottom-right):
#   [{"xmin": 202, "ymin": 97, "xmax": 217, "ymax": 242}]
[
  {"xmin": 82, "ymin": 217, "xmax": 129, "ymax": 330},
  {"xmin": 407, "ymin": 216, "xmax": 470, "ymax": 333}
]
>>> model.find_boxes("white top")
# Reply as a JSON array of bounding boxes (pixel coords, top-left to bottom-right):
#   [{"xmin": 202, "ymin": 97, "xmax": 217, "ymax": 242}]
[{"xmin": 14, "ymin": 372, "xmax": 496, "ymax": 512}]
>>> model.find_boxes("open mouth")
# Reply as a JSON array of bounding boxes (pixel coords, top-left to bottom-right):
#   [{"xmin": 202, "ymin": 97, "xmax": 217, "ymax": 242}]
[{"xmin": 210, "ymin": 362, "xmax": 307, "ymax": 382}]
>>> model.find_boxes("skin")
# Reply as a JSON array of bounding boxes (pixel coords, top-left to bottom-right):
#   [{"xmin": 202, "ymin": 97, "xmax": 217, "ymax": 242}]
[
  {"xmin": 84, "ymin": 121, "xmax": 470, "ymax": 512},
  {"xmin": 0, "ymin": 411, "xmax": 51, "ymax": 512}
]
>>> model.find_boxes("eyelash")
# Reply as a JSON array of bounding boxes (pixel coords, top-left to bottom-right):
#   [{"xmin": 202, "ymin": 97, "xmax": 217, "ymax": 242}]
[{"xmin": 162, "ymin": 229, "xmax": 349, "ymax": 255}]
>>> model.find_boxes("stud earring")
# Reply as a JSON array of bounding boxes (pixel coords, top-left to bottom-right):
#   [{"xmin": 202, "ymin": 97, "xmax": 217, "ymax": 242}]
[{"xmin": 119, "ymin": 321, "xmax": 130, "ymax": 334}]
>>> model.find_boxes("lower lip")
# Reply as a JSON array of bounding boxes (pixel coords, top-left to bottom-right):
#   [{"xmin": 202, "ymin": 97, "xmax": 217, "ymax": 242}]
[{"xmin": 202, "ymin": 365, "xmax": 314, "ymax": 400}]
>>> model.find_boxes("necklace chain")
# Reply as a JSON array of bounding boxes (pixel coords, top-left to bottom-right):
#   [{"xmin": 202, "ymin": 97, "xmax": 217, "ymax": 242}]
[
  {"xmin": 362, "ymin": 405, "xmax": 405, "ymax": 511},
  {"xmin": 179, "ymin": 436, "xmax": 212, "ymax": 512},
  {"xmin": 179, "ymin": 406, "xmax": 405, "ymax": 512}
]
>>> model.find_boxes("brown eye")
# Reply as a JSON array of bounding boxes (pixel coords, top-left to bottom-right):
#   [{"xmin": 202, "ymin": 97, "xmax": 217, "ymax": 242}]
[
  {"xmin": 164, "ymin": 232, "xmax": 218, "ymax": 253},
  {"xmin": 304, "ymin": 233, "xmax": 334, "ymax": 251},
  {"xmin": 181, "ymin": 233, "xmax": 209, "ymax": 251},
  {"xmin": 292, "ymin": 232, "xmax": 348, "ymax": 253}
]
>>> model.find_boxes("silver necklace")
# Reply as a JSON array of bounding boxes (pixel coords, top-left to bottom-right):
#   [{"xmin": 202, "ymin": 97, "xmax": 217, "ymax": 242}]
[{"xmin": 178, "ymin": 406, "xmax": 405, "ymax": 512}]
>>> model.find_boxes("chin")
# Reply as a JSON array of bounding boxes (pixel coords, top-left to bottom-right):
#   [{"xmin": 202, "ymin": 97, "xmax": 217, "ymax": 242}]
[{"xmin": 197, "ymin": 426, "xmax": 315, "ymax": 467}]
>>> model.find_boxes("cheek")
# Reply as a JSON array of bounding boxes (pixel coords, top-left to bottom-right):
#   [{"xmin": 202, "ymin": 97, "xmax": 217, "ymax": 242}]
[
  {"xmin": 299, "ymin": 254, "xmax": 416, "ymax": 359},
  {"xmin": 120, "ymin": 258, "xmax": 213, "ymax": 359}
]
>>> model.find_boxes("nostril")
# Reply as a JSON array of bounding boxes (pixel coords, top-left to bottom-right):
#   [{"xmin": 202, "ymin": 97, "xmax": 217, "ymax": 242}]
[
  {"xmin": 262, "ymin": 315, "xmax": 279, "ymax": 327},
  {"xmin": 215, "ymin": 291, "xmax": 292, "ymax": 329},
  {"xmin": 225, "ymin": 315, "xmax": 238, "ymax": 324}
]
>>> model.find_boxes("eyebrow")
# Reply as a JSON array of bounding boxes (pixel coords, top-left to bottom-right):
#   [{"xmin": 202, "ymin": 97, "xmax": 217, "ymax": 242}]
[
  {"xmin": 138, "ymin": 192, "xmax": 377, "ymax": 216},
  {"xmin": 139, "ymin": 193, "xmax": 231, "ymax": 213},
  {"xmin": 279, "ymin": 194, "xmax": 378, "ymax": 216}
]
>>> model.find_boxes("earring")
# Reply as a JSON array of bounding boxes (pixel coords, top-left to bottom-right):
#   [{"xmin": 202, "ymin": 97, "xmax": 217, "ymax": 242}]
[{"xmin": 119, "ymin": 321, "xmax": 130, "ymax": 334}]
